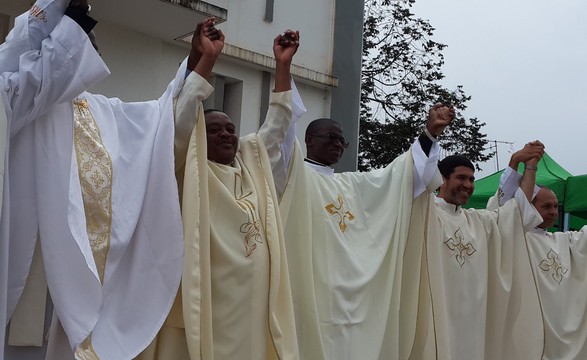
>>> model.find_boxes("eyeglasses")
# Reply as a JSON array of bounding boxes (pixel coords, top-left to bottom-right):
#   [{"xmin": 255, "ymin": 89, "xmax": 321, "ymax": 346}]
[{"xmin": 310, "ymin": 133, "xmax": 350, "ymax": 148}]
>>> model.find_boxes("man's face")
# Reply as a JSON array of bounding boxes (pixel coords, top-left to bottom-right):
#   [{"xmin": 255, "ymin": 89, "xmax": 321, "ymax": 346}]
[
  {"xmin": 205, "ymin": 111, "xmax": 238, "ymax": 165},
  {"xmin": 439, "ymin": 166, "xmax": 475, "ymax": 206},
  {"xmin": 305, "ymin": 123, "xmax": 346, "ymax": 166},
  {"xmin": 533, "ymin": 188, "xmax": 559, "ymax": 229}
]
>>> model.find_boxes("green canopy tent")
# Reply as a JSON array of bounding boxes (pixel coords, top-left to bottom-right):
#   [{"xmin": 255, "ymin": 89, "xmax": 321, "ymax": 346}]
[
  {"xmin": 465, "ymin": 152, "xmax": 587, "ymax": 231},
  {"xmin": 565, "ymin": 175, "xmax": 587, "ymax": 220}
]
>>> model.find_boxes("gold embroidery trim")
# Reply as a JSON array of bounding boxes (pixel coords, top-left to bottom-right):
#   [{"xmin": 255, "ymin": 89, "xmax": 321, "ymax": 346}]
[
  {"xmin": 444, "ymin": 228, "xmax": 477, "ymax": 267},
  {"xmin": 538, "ymin": 249, "xmax": 568, "ymax": 284},
  {"xmin": 73, "ymin": 99, "xmax": 113, "ymax": 284},
  {"xmin": 233, "ymin": 173, "xmax": 263, "ymax": 257},
  {"xmin": 75, "ymin": 334, "xmax": 100, "ymax": 360},
  {"xmin": 325, "ymin": 194, "xmax": 355, "ymax": 233}
]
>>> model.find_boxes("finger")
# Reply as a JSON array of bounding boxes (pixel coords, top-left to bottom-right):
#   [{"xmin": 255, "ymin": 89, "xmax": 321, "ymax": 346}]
[
  {"xmin": 206, "ymin": 27, "xmax": 220, "ymax": 40},
  {"xmin": 194, "ymin": 22, "xmax": 204, "ymax": 37},
  {"xmin": 216, "ymin": 29, "xmax": 225, "ymax": 42}
]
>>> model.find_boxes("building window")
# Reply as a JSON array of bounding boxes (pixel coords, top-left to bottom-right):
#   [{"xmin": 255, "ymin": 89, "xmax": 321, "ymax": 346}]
[{"xmin": 203, "ymin": 75, "xmax": 244, "ymax": 134}]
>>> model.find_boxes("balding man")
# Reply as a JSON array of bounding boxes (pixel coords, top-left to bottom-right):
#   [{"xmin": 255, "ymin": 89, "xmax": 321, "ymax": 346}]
[{"xmin": 494, "ymin": 148, "xmax": 587, "ymax": 359}]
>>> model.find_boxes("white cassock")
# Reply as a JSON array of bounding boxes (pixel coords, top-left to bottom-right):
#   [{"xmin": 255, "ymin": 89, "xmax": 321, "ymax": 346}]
[
  {"xmin": 265, "ymin": 92, "xmax": 441, "ymax": 359},
  {"xmin": 1, "ymin": 2, "xmax": 184, "ymax": 359},
  {"xmin": 411, "ymin": 189, "xmax": 545, "ymax": 360}
]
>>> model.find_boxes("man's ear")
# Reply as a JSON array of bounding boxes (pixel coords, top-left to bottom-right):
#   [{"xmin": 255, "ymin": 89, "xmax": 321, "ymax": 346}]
[{"xmin": 305, "ymin": 134, "xmax": 312, "ymax": 146}]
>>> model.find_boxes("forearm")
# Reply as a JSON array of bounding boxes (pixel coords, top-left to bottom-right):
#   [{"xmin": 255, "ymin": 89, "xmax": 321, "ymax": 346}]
[
  {"xmin": 273, "ymin": 60, "xmax": 292, "ymax": 92},
  {"xmin": 192, "ymin": 54, "xmax": 217, "ymax": 80},
  {"xmin": 520, "ymin": 166, "xmax": 537, "ymax": 202}
]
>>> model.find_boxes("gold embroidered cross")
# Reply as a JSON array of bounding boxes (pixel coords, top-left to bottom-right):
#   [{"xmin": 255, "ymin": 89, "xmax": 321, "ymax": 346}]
[
  {"xmin": 325, "ymin": 194, "xmax": 355, "ymax": 233},
  {"xmin": 539, "ymin": 249, "xmax": 568, "ymax": 284},
  {"xmin": 444, "ymin": 228, "xmax": 477, "ymax": 267}
]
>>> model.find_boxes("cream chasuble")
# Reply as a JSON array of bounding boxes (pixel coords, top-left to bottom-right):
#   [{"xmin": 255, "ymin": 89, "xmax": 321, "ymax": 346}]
[
  {"xmin": 411, "ymin": 190, "xmax": 544, "ymax": 360},
  {"xmin": 525, "ymin": 227, "xmax": 587, "ymax": 360},
  {"xmin": 140, "ymin": 72, "xmax": 298, "ymax": 360},
  {"xmin": 0, "ymin": 89, "xmax": 7, "ymax": 360},
  {"xmin": 1, "ymin": 9, "xmax": 186, "ymax": 358},
  {"xmin": 280, "ymin": 143, "xmax": 428, "ymax": 360},
  {"xmin": 181, "ymin": 116, "xmax": 298, "ymax": 360},
  {"xmin": 492, "ymin": 168, "xmax": 587, "ymax": 359}
]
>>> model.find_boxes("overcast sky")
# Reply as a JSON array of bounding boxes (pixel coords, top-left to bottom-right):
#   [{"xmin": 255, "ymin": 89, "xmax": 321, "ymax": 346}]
[{"xmin": 411, "ymin": 0, "xmax": 587, "ymax": 178}]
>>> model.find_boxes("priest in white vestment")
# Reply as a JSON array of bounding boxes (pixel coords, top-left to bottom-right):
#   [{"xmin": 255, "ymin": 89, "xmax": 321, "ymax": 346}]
[
  {"xmin": 493, "ymin": 147, "xmax": 587, "ymax": 360},
  {"xmin": 411, "ymin": 150, "xmax": 545, "ymax": 360},
  {"xmin": 267, "ymin": 102, "xmax": 454, "ymax": 359},
  {"xmin": 138, "ymin": 30, "xmax": 301, "ymax": 360},
  {"xmin": 0, "ymin": 0, "xmax": 211, "ymax": 358}
]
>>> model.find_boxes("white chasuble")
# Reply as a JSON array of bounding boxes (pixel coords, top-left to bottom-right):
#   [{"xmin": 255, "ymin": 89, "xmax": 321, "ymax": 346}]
[
  {"xmin": 2, "ymin": 13, "xmax": 186, "ymax": 358},
  {"xmin": 0, "ymin": 88, "xmax": 7, "ymax": 360},
  {"xmin": 412, "ymin": 191, "xmax": 544, "ymax": 360},
  {"xmin": 164, "ymin": 72, "xmax": 298, "ymax": 360},
  {"xmin": 525, "ymin": 227, "xmax": 587, "ymax": 360},
  {"xmin": 280, "ymin": 142, "xmax": 421, "ymax": 360}
]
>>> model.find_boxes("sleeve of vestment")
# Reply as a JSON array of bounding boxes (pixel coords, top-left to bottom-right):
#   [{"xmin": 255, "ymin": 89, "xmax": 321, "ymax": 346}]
[
  {"xmin": 492, "ymin": 167, "xmax": 541, "ymax": 208},
  {"xmin": 498, "ymin": 167, "xmax": 522, "ymax": 206},
  {"xmin": 412, "ymin": 136, "xmax": 441, "ymax": 198},
  {"xmin": 4, "ymin": 15, "xmax": 108, "ymax": 136},
  {"xmin": 512, "ymin": 187, "xmax": 543, "ymax": 232},
  {"xmin": 173, "ymin": 71, "xmax": 214, "ymax": 171},
  {"xmin": 257, "ymin": 89, "xmax": 294, "ymax": 197},
  {"xmin": 27, "ymin": 0, "xmax": 71, "ymax": 51}
]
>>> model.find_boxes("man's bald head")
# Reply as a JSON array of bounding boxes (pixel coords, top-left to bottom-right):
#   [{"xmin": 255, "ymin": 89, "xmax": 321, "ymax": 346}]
[{"xmin": 532, "ymin": 187, "xmax": 559, "ymax": 229}]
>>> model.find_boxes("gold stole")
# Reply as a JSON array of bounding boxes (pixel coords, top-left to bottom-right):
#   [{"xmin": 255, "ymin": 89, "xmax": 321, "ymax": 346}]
[{"xmin": 72, "ymin": 98, "xmax": 114, "ymax": 360}]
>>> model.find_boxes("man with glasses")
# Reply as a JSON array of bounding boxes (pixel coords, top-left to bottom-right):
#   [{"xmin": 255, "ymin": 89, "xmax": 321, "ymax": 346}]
[
  {"xmin": 261, "ymin": 105, "xmax": 454, "ymax": 359},
  {"xmin": 303, "ymin": 118, "xmax": 349, "ymax": 172}
]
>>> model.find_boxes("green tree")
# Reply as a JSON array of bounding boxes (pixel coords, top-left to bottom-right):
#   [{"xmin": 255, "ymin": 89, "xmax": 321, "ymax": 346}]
[{"xmin": 360, "ymin": 0, "xmax": 492, "ymax": 171}]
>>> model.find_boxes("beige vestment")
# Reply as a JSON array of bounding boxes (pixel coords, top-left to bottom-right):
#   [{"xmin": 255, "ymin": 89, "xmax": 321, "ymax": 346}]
[
  {"xmin": 139, "ymin": 73, "xmax": 298, "ymax": 360},
  {"xmin": 279, "ymin": 142, "xmax": 438, "ymax": 360},
  {"xmin": 524, "ymin": 227, "xmax": 587, "ymax": 360},
  {"xmin": 411, "ymin": 191, "xmax": 544, "ymax": 360}
]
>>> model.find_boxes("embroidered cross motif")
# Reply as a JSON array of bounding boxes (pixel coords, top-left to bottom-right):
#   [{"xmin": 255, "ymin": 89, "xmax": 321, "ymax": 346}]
[
  {"xmin": 240, "ymin": 220, "xmax": 263, "ymax": 257},
  {"xmin": 444, "ymin": 228, "xmax": 477, "ymax": 267},
  {"xmin": 325, "ymin": 194, "xmax": 355, "ymax": 233},
  {"xmin": 538, "ymin": 249, "xmax": 568, "ymax": 284},
  {"xmin": 234, "ymin": 173, "xmax": 264, "ymax": 257}
]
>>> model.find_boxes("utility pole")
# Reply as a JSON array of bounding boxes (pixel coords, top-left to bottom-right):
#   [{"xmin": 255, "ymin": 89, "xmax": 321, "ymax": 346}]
[{"xmin": 488, "ymin": 140, "xmax": 513, "ymax": 172}]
